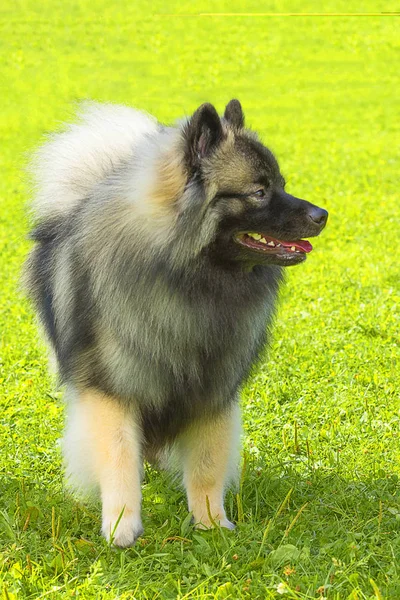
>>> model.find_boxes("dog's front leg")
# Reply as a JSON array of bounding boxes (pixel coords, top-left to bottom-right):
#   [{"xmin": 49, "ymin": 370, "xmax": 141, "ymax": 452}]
[
  {"xmin": 178, "ymin": 402, "xmax": 241, "ymax": 530},
  {"xmin": 64, "ymin": 388, "xmax": 143, "ymax": 547}
]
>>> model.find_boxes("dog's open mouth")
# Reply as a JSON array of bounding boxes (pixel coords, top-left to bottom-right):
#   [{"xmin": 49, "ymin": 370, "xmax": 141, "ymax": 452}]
[{"xmin": 235, "ymin": 232, "xmax": 313, "ymax": 255}]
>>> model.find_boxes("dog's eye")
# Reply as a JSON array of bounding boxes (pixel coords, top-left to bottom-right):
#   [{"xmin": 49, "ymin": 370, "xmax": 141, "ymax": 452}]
[{"xmin": 254, "ymin": 189, "xmax": 266, "ymax": 198}]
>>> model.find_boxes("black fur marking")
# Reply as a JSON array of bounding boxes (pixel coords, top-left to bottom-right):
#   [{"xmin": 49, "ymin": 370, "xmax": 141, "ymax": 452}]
[
  {"xmin": 30, "ymin": 242, "xmax": 58, "ymax": 347},
  {"xmin": 57, "ymin": 257, "xmax": 97, "ymax": 381},
  {"xmin": 29, "ymin": 218, "xmax": 64, "ymax": 243}
]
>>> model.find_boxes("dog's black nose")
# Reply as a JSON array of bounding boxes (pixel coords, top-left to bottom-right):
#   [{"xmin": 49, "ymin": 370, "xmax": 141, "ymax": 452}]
[{"xmin": 308, "ymin": 206, "xmax": 328, "ymax": 227}]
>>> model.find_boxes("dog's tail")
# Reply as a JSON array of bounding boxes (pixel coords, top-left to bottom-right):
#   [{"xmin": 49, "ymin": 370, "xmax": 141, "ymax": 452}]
[{"xmin": 28, "ymin": 102, "xmax": 158, "ymax": 222}]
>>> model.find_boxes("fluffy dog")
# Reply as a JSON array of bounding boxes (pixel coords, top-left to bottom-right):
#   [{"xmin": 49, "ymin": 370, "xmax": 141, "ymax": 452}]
[{"xmin": 24, "ymin": 100, "xmax": 328, "ymax": 546}]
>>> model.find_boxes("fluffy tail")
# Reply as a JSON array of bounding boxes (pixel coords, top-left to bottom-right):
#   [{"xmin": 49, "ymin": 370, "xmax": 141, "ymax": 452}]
[{"xmin": 29, "ymin": 102, "xmax": 158, "ymax": 221}]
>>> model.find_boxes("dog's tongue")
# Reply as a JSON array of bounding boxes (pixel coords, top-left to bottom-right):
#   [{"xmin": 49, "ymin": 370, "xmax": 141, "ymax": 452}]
[{"xmin": 281, "ymin": 239, "xmax": 313, "ymax": 253}]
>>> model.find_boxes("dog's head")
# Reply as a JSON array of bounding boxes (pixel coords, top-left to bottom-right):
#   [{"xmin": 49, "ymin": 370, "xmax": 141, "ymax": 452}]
[{"xmin": 177, "ymin": 100, "xmax": 328, "ymax": 268}]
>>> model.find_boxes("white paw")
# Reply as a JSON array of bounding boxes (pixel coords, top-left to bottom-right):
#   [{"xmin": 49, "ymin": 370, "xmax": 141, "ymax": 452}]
[
  {"xmin": 193, "ymin": 514, "xmax": 236, "ymax": 531},
  {"xmin": 102, "ymin": 512, "xmax": 143, "ymax": 548},
  {"xmin": 219, "ymin": 518, "xmax": 236, "ymax": 530}
]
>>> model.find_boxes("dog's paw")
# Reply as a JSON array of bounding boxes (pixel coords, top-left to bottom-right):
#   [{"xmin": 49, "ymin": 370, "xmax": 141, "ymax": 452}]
[
  {"xmin": 193, "ymin": 515, "xmax": 235, "ymax": 531},
  {"xmin": 102, "ymin": 512, "xmax": 143, "ymax": 548},
  {"xmin": 219, "ymin": 518, "xmax": 235, "ymax": 530}
]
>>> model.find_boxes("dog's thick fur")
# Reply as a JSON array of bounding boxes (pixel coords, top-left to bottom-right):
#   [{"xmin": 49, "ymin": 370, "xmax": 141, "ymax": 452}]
[{"xmin": 24, "ymin": 100, "xmax": 327, "ymax": 546}]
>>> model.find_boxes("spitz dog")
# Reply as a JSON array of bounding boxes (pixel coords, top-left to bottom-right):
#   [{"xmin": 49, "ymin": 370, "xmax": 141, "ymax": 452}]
[{"xmin": 24, "ymin": 100, "xmax": 328, "ymax": 547}]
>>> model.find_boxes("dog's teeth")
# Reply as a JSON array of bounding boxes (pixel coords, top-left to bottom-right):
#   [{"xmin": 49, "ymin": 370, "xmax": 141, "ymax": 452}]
[
  {"xmin": 248, "ymin": 233, "xmax": 262, "ymax": 240},
  {"xmin": 290, "ymin": 246, "xmax": 296, "ymax": 251},
  {"xmin": 267, "ymin": 241, "xmax": 275, "ymax": 247},
  {"xmin": 276, "ymin": 244, "xmax": 281, "ymax": 247},
  {"xmin": 260, "ymin": 237, "xmax": 267, "ymax": 244}
]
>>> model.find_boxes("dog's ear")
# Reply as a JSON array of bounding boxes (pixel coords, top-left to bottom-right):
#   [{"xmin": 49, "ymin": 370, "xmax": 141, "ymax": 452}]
[
  {"xmin": 185, "ymin": 103, "xmax": 223, "ymax": 167},
  {"xmin": 224, "ymin": 99, "xmax": 244, "ymax": 129}
]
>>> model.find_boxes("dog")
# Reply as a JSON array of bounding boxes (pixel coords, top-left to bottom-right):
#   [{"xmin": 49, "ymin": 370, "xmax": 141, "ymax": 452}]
[{"xmin": 24, "ymin": 99, "xmax": 328, "ymax": 547}]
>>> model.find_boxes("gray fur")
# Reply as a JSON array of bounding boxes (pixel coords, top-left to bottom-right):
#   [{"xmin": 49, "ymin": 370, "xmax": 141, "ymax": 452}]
[{"xmin": 24, "ymin": 100, "xmax": 326, "ymax": 453}]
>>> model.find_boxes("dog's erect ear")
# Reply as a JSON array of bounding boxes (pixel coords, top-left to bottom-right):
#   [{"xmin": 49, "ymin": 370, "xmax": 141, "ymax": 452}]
[
  {"xmin": 224, "ymin": 99, "xmax": 244, "ymax": 129},
  {"xmin": 185, "ymin": 103, "xmax": 223, "ymax": 167}
]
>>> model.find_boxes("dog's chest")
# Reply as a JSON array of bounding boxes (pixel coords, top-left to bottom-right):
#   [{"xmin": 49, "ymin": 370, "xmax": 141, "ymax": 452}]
[{"xmin": 100, "ymin": 267, "xmax": 280, "ymax": 439}]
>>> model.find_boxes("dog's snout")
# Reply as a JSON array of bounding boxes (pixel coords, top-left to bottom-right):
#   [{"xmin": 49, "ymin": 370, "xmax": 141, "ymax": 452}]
[{"xmin": 307, "ymin": 206, "xmax": 328, "ymax": 228}]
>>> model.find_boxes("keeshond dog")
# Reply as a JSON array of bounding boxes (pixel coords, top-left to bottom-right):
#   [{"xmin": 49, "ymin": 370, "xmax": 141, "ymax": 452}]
[{"xmin": 24, "ymin": 99, "xmax": 328, "ymax": 547}]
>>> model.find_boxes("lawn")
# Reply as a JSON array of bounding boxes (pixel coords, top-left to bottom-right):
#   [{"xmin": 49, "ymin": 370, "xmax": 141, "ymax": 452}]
[{"xmin": 1, "ymin": 1, "xmax": 400, "ymax": 598}]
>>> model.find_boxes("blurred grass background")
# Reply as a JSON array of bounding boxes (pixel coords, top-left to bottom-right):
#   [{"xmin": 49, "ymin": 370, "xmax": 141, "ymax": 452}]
[{"xmin": 1, "ymin": 1, "xmax": 399, "ymax": 598}]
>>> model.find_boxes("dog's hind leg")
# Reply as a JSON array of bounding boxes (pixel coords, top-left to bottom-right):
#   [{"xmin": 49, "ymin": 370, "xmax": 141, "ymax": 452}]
[
  {"xmin": 178, "ymin": 402, "xmax": 241, "ymax": 530},
  {"xmin": 64, "ymin": 387, "xmax": 143, "ymax": 547}
]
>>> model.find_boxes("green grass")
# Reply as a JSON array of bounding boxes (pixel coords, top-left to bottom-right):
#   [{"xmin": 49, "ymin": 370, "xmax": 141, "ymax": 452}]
[{"xmin": 1, "ymin": 1, "xmax": 400, "ymax": 598}]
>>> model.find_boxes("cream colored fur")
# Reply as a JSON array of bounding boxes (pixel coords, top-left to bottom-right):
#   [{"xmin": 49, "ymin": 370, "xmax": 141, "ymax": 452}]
[
  {"xmin": 64, "ymin": 388, "xmax": 143, "ymax": 547},
  {"xmin": 178, "ymin": 403, "xmax": 241, "ymax": 529},
  {"xmin": 64, "ymin": 387, "xmax": 241, "ymax": 545}
]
